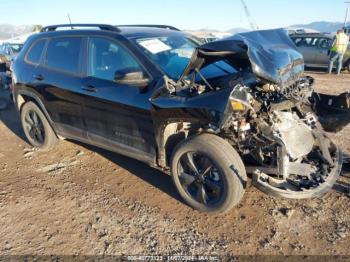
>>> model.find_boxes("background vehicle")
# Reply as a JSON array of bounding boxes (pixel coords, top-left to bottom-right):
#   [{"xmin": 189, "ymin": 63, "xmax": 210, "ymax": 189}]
[
  {"xmin": 290, "ymin": 32, "xmax": 350, "ymax": 71},
  {"xmin": 0, "ymin": 42, "xmax": 24, "ymax": 69},
  {"xmin": 11, "ymin": 24, "xmax": 349, "ymax": 214}
]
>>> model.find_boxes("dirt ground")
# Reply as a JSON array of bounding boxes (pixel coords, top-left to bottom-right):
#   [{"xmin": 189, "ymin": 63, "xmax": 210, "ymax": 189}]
[{"xmin": 0, "ymin": 71, "xmax": 349, "ymax": 257}]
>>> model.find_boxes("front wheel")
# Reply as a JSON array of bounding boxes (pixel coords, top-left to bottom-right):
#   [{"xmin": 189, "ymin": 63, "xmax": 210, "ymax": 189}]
[{"xmin": 170, "ymin": 134, "xmax": 247, "ymax": 214}]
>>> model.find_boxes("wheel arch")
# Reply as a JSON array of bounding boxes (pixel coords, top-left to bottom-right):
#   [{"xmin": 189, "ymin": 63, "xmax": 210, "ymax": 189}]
[
  {"xmin": 156, "ymin": 120, "xmax": 205, "ymax": 168},
  {"xmin": 15, "ymin": 90, "xmax": 58, "ymax": 137}
]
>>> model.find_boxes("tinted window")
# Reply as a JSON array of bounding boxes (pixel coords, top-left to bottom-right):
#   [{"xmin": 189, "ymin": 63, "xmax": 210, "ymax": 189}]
[
  {"xmin": 311, "ymin": 38, "xmax": 319, "ymax": 46},
  {"xmin": 318, "ymin": 38, "xmax": 331, "ymax": 49},
  {"xmin": 299, "ymin": 37, "xmax": 314, "ymax": 47},
  {"xmin": 26, "ymin": 39, "xmax": 46, "ymax": 64},
  {"xmin": 292, "ymin": 38, "xmax": 303, "ymax": 46},
  {"xmin": 88, "ymin": 38, "xmax": 141, "ymax": 81},
  {"xmin": 46, "ymin": 37, "xmax": 82, "ymax": 74}
]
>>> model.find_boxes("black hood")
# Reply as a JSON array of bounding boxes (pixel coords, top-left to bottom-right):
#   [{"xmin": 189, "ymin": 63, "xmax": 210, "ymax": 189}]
[{"xmin": 181, "ymin": 29, "xmax": 304, "ymax": 87}]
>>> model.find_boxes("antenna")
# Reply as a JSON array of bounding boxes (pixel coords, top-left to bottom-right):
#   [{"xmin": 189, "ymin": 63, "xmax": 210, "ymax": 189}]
[
  {"xmin": 67, "ymin": 13, "xmax": 73, "ymax": 29},
  {"xmin": 240, "ymin": 0, "xmax": 258, "ymax": 30}
]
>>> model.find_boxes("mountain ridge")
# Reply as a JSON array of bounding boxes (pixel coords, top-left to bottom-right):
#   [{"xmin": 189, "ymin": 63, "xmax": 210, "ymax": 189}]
[{"xmin": 0, "ymin": 21, "xmax": 347, "ymax": 40}]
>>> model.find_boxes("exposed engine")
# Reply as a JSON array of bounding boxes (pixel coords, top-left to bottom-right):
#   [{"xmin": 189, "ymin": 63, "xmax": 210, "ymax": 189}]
[
  {"xmin": 222, "ymin": 77, "xmax": 342, "ymax": 198},
  {"xmin": 154, "ymin": 28, "xmax": 348, "ymax": 199}
]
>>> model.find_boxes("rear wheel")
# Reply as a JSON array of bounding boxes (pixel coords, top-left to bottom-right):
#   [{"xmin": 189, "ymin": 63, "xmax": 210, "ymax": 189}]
[
  {"xmin": 20, "ymin": 101, "xmax": 58, "ymax": 151},
  {"xmin": 171, "ymin": 134, "xmax": 247, "ymax": 214}
]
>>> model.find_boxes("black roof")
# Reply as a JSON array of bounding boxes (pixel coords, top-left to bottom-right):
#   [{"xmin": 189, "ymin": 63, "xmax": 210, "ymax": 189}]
[{"xmin": 39, "ymin": 23, "xmax": 182, "ymax": 39}]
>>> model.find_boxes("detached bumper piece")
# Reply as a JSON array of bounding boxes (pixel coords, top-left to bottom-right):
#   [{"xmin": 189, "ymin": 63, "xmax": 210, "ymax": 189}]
[
  {"xmin": 248, "ymin": 138, "xmax": 343, "ymax": 199},
  {"xmin": 313, "ymin": 92, "xmax": 350, "ymax": 133}
]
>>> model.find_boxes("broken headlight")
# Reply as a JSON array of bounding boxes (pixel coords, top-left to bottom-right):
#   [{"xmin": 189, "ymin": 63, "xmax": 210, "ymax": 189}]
[
  {"xmin": 229, "ymin": 85, "xmax": 254, "ymax": 113},
  {"xmin": 230, "ymin": 99, "xmax": 247, "ymax": 112}
]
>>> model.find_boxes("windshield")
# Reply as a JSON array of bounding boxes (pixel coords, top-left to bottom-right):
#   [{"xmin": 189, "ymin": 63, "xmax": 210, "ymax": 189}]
[{"xmin": 135, "ymin": 35, "xmax": 237, "ymax": 80}]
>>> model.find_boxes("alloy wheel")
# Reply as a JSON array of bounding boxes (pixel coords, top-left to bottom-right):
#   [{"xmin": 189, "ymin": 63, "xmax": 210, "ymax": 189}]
[
  {"xmin": 24, "ymin": 110, "xmax": 46, "ymax": 145},
  {"xmin": 177, "ymin": 152, "xmax": 225, "ymax": 206}
]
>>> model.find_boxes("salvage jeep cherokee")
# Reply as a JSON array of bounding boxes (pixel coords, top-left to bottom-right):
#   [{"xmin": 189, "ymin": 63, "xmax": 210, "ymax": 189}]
[{"xmin": 12, "ymin": 24, "xmax": 350, "ymax": 213}]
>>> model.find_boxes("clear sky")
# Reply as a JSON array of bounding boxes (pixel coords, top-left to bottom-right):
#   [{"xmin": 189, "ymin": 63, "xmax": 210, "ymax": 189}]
[{"xmin": 1, "ymin": 0, "xmax": 348, "ymax": 30}]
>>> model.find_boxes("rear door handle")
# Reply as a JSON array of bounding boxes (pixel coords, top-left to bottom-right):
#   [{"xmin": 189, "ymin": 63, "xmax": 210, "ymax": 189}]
[
  {"xmin": 82, "ymin": 85, "xmax": 97, "ymax": 93},
  {"xmin": 33, "ymin": 74, "xmax": 44, "ymax": 81}
]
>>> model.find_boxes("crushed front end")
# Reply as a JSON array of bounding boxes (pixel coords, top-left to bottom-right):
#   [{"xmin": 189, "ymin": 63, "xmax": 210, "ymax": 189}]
[
  {"xmin": 222, "ymin": 77, "xmax": 344, "ymax": 198},
  {"xmin": 154, "ymin": 29, "xmax": 348, "ymax": 199}
]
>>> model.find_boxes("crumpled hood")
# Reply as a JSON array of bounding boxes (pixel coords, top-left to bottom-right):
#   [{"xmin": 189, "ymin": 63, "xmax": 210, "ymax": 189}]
[{"xmin": 181, "ymin": 29, "xmax": 304, "ymax": 87}]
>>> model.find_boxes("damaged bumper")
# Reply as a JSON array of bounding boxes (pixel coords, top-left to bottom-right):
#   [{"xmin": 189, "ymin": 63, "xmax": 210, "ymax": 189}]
[
  {"xmin": 153, "ymin": 28, "xmax": 348, "ymax": 200},
  {"xmin": 247, "ymin": 146, "xmax": 343, "ymax": 199},
  {"xmin": 313, "ymin": 92, "xmax": 350, "ymax": 133}
]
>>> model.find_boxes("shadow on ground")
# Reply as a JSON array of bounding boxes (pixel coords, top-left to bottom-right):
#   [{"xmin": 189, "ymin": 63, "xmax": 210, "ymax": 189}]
[
  {"xmin": 335, "ymin": 155, "xmax": 350, "ymax": 196},
  {"xmin": 0, "ymin": 95, "xmax": 183, "ymax": 204},
  {"xmin": 305, "ymin": 67, "xmax": 328, "ymax": 74},
  {"xmin": 333, "ymin": 176, "xmax": 350, "ymax": 197},
  {"xmin": 74, "ymin": 141, "xmax": 184, "ymax": 203},
  {"xmin": 0, "ymin": 95, "xmax": 26, "ymax": 142}
]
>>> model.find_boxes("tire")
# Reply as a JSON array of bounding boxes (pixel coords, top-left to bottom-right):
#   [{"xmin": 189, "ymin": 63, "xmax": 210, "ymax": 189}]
[
  {"xmin": 171, "ymin": 133, "xmax": 247, "ymax": 214},
  {"xmin": 20, "ymin": 101, "xmax": 58, "ymax": 151},
  {"xmin": 344, "ymin": 60, "xmax": 350, "ymax": 72}
]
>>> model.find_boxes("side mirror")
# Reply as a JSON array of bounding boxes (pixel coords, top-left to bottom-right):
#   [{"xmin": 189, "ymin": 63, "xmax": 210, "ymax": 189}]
[{"xmin": 114, "ymin": 69, "xmax": 149, "ymax": 88}]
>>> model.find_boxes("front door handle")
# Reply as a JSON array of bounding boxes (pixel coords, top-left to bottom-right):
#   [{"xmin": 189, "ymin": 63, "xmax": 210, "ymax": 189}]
[
  {"xmin": 82, "ymin": 85, "xmax": 97, "ymax": 93},
  {"xmin": 33, "ymin": 74, "xmax": 44, "ymax": 81}
]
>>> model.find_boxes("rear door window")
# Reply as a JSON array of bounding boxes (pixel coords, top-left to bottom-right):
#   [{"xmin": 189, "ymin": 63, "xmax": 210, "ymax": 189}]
[
  {"xmin": 26, "ymin": 39, "xmax": 46, "ymax": 64},
  {"xmin": 45, "ymin": 37, "xmax": 82, "ymax": 74}
]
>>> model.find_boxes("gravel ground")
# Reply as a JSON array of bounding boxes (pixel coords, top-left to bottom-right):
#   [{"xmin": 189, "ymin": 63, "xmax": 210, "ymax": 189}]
[{"xmin": 0, "ymin": 72, "xmax": 349, "ymax": 257}]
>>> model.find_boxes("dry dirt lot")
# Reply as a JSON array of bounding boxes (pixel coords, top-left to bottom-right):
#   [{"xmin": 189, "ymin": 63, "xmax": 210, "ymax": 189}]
[{"xmin": 0, "ymin": 71, "xmax": 349, "ymax": 257}]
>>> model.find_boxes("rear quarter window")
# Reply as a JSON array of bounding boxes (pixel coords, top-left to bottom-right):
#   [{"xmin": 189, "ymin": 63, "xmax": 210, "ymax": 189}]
[{"xmin": 26, "ymin": 39, "xmax": 46, "ymax": 64}]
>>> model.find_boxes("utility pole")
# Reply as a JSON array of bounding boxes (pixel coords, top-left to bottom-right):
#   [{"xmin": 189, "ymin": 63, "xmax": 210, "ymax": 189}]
[
  {"xmin": 240, "ymin": 0, "xmax": 258, "ymax": 30},
  {"xmin": 344, "ymin": 1, "xmax": 350, "ymax": 28}
]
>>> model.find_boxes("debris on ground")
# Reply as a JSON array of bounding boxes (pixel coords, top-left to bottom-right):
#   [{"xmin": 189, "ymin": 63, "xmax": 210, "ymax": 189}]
[
  {"xmin": 271, "ymin": 207, "xmax": 295, "ymax": 220},
  {"xmin": 36, "ymin": 158, "xmax": 80, "ymax": 175}
]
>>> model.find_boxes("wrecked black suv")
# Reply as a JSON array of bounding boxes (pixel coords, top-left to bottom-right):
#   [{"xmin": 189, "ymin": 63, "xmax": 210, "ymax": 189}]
[{"xmin": 12, "ymin": 24, "xmax": 350, "ymax": 213}]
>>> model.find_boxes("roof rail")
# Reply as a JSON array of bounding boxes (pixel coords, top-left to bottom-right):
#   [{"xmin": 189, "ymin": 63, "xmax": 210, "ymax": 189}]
[
  {"xmin": 41, "ymin": 24, "xmax": 120, "ymax": 32},
  {"xmin": 117, "ymin": 24, "xmax": 181, "ymax": 31}
]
